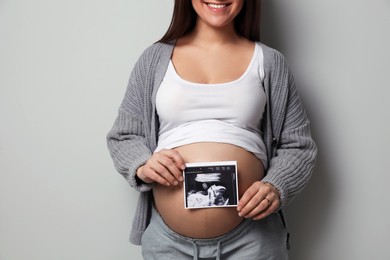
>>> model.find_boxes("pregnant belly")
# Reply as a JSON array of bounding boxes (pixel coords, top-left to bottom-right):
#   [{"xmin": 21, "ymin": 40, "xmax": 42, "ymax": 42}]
[{"xmin": 153, "ymin": 142, "xmax": 265, "ymax": 238}]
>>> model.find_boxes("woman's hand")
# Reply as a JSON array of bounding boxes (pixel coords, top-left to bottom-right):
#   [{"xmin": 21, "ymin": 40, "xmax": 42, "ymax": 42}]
[
  {"xmin": 237, "ymin": 181, "xmax": 280, "ymax": 220},
  {"xmin": 136, "ymin": 149, "xmax": 186, "ymax": 186}
]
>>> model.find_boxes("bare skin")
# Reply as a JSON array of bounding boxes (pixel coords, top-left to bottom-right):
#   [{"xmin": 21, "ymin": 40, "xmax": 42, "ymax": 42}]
[
  {"xmin": 153, "ymin": 143, "xmax": 265, "ymax": 238},
  {"xmin": 136, "ymin": 0, "xmax": 281, "ymax": 238},
  {"xmin": 138, "ymin": 143, "xmax": 280, "ymax": 238}
]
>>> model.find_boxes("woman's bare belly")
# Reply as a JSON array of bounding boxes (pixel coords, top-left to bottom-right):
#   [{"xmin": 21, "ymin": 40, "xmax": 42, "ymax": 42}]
[{"xmin": 153, "ymin": 143, "xmax": 265, "ymax": 238}]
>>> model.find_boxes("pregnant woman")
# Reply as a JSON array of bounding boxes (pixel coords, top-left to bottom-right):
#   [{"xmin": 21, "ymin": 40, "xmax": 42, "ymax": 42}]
[{"xmin": 107, "ymin": 0, "xmax": 317, "ymax": 259}]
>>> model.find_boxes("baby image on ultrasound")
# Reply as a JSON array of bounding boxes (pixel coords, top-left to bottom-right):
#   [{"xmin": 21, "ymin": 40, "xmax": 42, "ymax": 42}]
[{"xmin": 184, "ymin": 161, "xmax": 238, "ymax": 209}]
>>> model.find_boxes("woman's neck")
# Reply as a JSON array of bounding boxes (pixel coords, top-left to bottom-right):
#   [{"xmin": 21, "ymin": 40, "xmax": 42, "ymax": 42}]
[{"xmin": 186, "ymin": 20, "xmax": 241, "ymax": 48}]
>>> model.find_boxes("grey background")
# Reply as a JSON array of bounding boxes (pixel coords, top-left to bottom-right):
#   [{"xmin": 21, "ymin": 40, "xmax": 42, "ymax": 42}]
[{"xmin": 1, "ymin": 0, "xmax": 389, "ymax": 259}]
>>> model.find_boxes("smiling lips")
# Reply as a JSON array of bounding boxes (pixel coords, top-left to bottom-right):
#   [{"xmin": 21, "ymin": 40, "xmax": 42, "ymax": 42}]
[{"xmin": 204, "ymin": 2, "xmax": 231, "ymax": 10}]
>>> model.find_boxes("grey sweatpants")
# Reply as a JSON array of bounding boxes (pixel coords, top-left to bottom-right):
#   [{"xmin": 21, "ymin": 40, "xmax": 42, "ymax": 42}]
[{"xmin": 141, "ymin": 207, "xmax": 289, "ymax": 260}]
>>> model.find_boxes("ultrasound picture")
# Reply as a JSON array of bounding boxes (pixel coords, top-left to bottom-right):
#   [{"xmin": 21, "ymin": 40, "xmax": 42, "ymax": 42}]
[{"xmin": 183, "ymin": 161, "xmax": 238, "ymax": 209}]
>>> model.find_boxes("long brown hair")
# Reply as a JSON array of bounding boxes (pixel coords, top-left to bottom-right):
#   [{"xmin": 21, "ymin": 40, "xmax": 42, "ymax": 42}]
[{"xmin": 158, "ymin": 0, "xmax": 262, "ymax": 43}]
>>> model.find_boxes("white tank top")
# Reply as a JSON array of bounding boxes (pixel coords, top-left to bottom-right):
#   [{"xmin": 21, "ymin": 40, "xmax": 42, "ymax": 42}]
[{"xmin": 155, "ymin": 43, "xmax": 268, "ymax": 168}]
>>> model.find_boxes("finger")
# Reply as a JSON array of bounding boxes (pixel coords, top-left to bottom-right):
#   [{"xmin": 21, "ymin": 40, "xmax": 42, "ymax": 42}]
[
  {"xmin": 142, "ymin": 155, "xmax": 176, "ymax": 186},
  {"xmin": 237, "ymin": 183, "xmax": 260, "ymax": 211},
  {"xmin": 252, "ymin": 199, "xmax": 280, "ymax": 220},
  {"xmin": 150, "ymin": 160, "xmax": 178, "ymax": 185},
  {"xmin": 264, "ymin": 192, "xmax": 278, "ymax": 202},
  {"xmin": 239, "ymin": 183, "xmax": 273, "ymax": 213},
  {"xmin": 141, "ymin": 164, "xmax": 171, "ymax": 186},
  {"xmin": 147, "ymin": 170, "xmax": 172, "ymax": 186},
  {"xmin": 250, "ymin": 191, "xmax": 280, "ymax": 220},
  {"xmin": 238, "ymin": 186, "xmax": 265, "ymax": 217},
  {"xmin": 258, "ymin": 184, "xmax": 272, "ymax": 197},
  {"xmin": 139, "ymin": 152, "xmax": 181, "ymax": 186},
  {"xmin": 161, "ymin": 149, "xmax": 186, "ymax": 171},
  {"xmin": 238, "ymin": 182, "xmax": 278, "ymax": 218},
  {"xmin": 243, "ymin": 198, "xmax": 272, "ymax": 219},
  {"xmin": 156, "ymin": 156, "xmax": 183, "ymax": 184},
  {"xmin": 238, "ymin": 191, "xmax": 268, "ymax": 218},
  {"xmin": 250, "ymin": 182, "xmax": 281, "ymax": 219}
]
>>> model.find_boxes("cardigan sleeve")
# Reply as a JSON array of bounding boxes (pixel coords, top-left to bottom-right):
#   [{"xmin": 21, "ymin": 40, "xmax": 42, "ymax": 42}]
[
  {"xmin": 261, "ymin": 50, "xmax": 317, "ymax": 208},
  {"xmin": 106, "ymin": 49, "xmax": 154, "ymax": 192}
]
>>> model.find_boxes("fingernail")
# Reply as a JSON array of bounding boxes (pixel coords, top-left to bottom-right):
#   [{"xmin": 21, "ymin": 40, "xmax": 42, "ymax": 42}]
[
  {"xmin": 181, "ymin": 164, "xmax": 186, "ymax": 170},
  {"xmin": 179, "ymin": 176, "xmax": 184, "ymax": 181},
  {"xmin": 238, "ymin": 212, "xmax": 242, "ymax": 217},
  {"xmin": 174, "ymin": 181, "xmax": 178, "ymax": 185}
]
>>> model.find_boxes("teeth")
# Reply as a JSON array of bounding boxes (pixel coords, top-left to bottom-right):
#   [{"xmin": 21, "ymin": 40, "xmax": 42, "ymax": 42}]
[{"xmin": 207, "ymin": 3, "xmax": 227, "ymax": 9}]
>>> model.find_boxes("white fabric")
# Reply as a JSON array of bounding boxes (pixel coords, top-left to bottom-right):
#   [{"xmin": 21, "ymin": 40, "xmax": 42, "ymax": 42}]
[{"xmin": 155, "ymin": 43, "xmax": 268, "ymax": 167}]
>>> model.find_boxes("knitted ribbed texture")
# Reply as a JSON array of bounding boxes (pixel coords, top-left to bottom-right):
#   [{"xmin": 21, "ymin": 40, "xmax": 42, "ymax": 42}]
[
  {"xmin": 260, "ymin": 44, "xmax": 317, "ymax": 208},
  {"xmin": 106, "ymin": 42, "xmax": 317, "ymax": 245}
]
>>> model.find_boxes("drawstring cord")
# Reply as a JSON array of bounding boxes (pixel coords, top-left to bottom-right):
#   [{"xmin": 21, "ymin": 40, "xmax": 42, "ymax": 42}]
[
  {"xmin": 191, "ymin": 240, "xmax": 221, "ymax": 260},
  {"xmin": 191, "ymin": 241, "xmax": 198, "ymax": 260},
  {"xmin": 216, "ymin": 240, "xmax": 221, "ymax": 260}
]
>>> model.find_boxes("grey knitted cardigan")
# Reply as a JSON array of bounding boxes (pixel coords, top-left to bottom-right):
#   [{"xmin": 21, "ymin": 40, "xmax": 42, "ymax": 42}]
[{"xmin": 107, "ymin": 41, "xmax": 317, "ymax": 245}]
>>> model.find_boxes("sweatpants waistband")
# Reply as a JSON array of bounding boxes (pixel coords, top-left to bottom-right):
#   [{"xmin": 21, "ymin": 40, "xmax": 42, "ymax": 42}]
[{"xmin": 142, "ymin": 206, "xmax": 289, "ymax": 260}]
